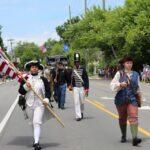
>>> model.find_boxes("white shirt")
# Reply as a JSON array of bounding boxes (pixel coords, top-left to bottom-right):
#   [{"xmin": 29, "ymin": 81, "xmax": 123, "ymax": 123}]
[
  {"xmin": 110, "ymin": 71, "xmax": 141, "ymax": 94},
  {"xmin": 24, "ymin": 75, "xmax": 45, "ymax": 107}
]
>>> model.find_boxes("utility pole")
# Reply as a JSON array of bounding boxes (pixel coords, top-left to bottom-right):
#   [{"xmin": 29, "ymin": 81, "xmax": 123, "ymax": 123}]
[
  {"xmin": 102, "ymin": 0, "xmax": 106, "ymax": 10},
  {"xmin": 84, "ymin": 0, "xmax": 87, "ymax": 13},
  {"xmin": 0, "ymin": 26, "xmax": 4, "ymax": 49},
  {"xmin": 0, "ymin": 25, "xmax": 2, "ymax": 36},
  {"xmin": 69, "ymin": 5, "xmax": 72, "ymax": 24},
  {"xmin": 8, "ymin": 39, "xmax": 15, "ymax": 61}
]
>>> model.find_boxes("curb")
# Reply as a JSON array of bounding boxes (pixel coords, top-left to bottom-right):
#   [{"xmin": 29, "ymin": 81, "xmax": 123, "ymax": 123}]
[
  {"xmin": 89, "ymin": 76, "xmax": 102, "ymax": 80},
  {"xmin": 0, "ymin": 80, "xmax": 13, "ymax": 85},
  {"xmin": 89, "ymin": 78, "xmax": 101, "ymax": 80}
]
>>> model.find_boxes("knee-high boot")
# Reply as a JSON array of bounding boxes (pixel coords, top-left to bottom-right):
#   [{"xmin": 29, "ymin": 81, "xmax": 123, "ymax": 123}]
[{"xmin": 119, "ymin": 124, "xmax": 127, "ymax": 143}]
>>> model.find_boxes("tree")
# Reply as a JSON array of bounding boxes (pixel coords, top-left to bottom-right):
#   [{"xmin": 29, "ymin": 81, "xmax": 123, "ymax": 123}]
[
  {"xmin": 14, "ymin": 42, "xmax": 42, "ymax": 68},
  {"xmin": 55, "ymin": 0, "xmax": 150, "ymax": 70},
  {"xmin": 56, "ymin": 16, "xmax": 80, "ymax": 43},
  {"xmin": 0, "ymin": 25, "xmax": 6, "ymax": 51}
]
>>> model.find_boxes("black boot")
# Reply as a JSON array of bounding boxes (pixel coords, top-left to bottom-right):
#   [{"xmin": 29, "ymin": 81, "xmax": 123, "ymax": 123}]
[
  {"xmin": 76, "ymin": 118, "xmax": 82, "ymax": 121},
  {"xmin": 132, "ymin": 137, "xmax": 142, "ymax": 146},
  {"xmin": 81, "ymin": 113, "xmax": 84, "ymax": 119},
  {"xmin": 34, "ymin": 143, "xmax": 41, "ymax": 150},
  {"xmin": 121, "ymin": 136, "xmax": 126, "ymax": 143},
  {"xmin": 119, "ymin": 124, "xmax": 127, "ymax": 143}
]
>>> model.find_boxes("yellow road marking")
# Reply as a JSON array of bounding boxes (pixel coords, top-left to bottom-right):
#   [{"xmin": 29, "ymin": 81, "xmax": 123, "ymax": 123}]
[
  {"xmin": 86, "ymin": 98, "xmax": 105, "ymax": 108},
  {"xmin": 86, "ymin": 99, "xmax": 150, "ymax": 137},
  {"xmin": 86, "ymin": 99, "xmax": 118, "ymax": 119},
  {"xmin": 68, "ymin": 89, "xmax": 150, "ymax": 136}
]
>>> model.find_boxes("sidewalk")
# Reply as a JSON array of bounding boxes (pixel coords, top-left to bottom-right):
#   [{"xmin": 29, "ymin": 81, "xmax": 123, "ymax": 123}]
[
  {"xmin": 89, "ymin": 75, "xmax": 150, "ymax": 86},
  {"xmin": 89, "ymin": 75, "xmax": 102, "ymax": 80},
  {"xmin": 0, "ymin": 79, "xmax": 13, "ymax": 85}
]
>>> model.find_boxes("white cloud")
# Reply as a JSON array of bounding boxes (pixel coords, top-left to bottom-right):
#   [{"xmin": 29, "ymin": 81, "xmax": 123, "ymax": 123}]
[
  {"xmin": 16, "ymin": 31, "xmax": 60, "ymax": 45},
  {"xmin": 3, "ymin": 31, "xmax": 60, "ymax": 50}
]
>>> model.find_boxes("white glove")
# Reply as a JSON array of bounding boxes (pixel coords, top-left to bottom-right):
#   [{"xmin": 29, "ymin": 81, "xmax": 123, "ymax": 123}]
[
  {"xmin": 43, "ymin": 98, "xmax": 49, "ymax": 104},
  {"xmin": 23, "ymin": 84, "xmax": 30, "ymax": 91}
]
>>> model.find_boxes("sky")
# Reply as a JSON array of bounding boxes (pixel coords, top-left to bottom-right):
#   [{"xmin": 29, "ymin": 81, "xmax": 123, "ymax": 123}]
[{"xmin": 0, "ymin": 0, "xmax": 125, "ymax": 48}]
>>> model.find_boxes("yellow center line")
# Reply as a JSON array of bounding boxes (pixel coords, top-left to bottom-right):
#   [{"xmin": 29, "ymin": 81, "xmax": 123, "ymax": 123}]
[
  {"xmin": 86, "ymin": 98, "xmax": 105, "ymax": 108},
  {"xmin": 85, "ymin": 98, "xmax": 150, "ymax": 137},
  {"xmin": 86, "ymin": 99, "xmax": 118, "ymax": 119}
]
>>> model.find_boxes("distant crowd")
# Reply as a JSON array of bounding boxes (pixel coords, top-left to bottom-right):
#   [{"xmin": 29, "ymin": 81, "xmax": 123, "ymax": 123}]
[
  {"xmin": 1, "ymin": 64, "xmax": 150, "ymax": 84},
  {"xmin": 98, "ymin": 64, "xmax": 150, "ymax": 83},
  {"xmin": 140, "ymin": 64, "xmax": 150, "ymax": 83}
]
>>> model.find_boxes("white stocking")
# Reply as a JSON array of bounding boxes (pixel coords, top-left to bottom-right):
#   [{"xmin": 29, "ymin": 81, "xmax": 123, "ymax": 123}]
[{"xmin": 34, "ymin": 124, "xmax": 41, "ymax": 144}]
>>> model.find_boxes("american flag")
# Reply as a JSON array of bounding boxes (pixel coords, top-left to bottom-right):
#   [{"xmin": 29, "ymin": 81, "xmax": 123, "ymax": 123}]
[{"xmin": 0, "ymin": 50, "xmax": 22, "ymax": 83}]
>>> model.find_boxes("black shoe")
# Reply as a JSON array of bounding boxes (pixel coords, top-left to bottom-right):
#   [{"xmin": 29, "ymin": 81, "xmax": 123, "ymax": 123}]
[
  {"xmin": 76, "ymin": 118, "xmax": 82, "ymax": 121},
  {"xmin": 81, "ymin": 113, "xmax": 84, "ymax": 119},
  {"xmin": 34, "ymin": 143, "xmax": 41, "ymax": 150},
  {"xmin": 61, "ymin": 106, "xmax": 65, "ymax": 110},
  {"xmin": 121, "ymin": 136, "xmax": 126, "ymax": 143},
  {"xmin": 132, "ymin": 137, "xmax": 142, "ymax": 146},
  {"xmin": 33, "ymin": 140, "xmax": 35, "ymax": 147}
]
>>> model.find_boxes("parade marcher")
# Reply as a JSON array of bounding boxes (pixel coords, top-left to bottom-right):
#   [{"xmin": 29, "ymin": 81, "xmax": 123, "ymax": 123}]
[
  {"xmin": 44, "ymin": 65, "xmax": 55, "ymax": 103},
  {"xmin": 110, "ymin": 57, "xmax": 142, "ymax": 146},
  {"xmin": 18, "ymin": 60, "xmax": 52, "ymax": 150},
  {"xmin": 54, "ymin": 62, "xmax": 69, "ymax": 109},
  {"xmin": 69, "ymin": 53, "xmax": 89, "ymax": 121}
]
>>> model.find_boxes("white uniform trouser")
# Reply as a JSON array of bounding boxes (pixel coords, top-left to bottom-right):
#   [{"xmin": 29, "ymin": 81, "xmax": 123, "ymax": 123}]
[
  {"xmin": 26, "ymin": 106, "xmax": 44, "ymax": 144},
  {"xmin": 73, "ymin": 87, "xmax": 85, "ymax": 119}
]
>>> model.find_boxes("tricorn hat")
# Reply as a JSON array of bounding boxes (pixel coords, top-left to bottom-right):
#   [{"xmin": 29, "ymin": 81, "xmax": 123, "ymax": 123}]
[
  {"xmin": 24, "ymin": 60, "xmax": 44, "ymax": 71},
  {"xmin": 119, "ymin": 56, "xmax": 134, "ymax": 64},
  {"xmin": 74, "ymin": 53, "xmax": 80, "ymax": 62}
]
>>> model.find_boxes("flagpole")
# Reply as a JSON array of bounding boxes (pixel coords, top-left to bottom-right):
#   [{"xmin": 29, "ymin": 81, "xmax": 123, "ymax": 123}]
[{"xmin": 0, "ymin": 48, "xmax": 65, "ymax": 127}]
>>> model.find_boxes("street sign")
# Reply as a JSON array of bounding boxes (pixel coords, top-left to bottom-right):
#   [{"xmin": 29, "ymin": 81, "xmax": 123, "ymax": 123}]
[{"xmin": 63, "ymin": 43, "xmax": 69, "ymax": 52}]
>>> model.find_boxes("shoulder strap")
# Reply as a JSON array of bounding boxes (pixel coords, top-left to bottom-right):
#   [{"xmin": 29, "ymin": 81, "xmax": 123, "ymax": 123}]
[{"xmin": 73, "ymin": 69, "xmax": 84, "ymax": 83}]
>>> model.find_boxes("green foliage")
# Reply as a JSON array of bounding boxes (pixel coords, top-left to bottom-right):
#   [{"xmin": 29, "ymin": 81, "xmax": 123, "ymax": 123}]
[
  {"xmin": 88, "ymin": 63, "xmax": 94, "ymax": 74},
  {"xmin": 0, "ymin": 25, "xmax": 6, "ymax": 51},
  {"xmin": 14, "ymin": 39, "xmax": 66, "ymax": 68},
  {"xmin": 56, "ymin": 0, "xmax": 150, "ymax": 69},
  {"xmin": 14, "ymin": 42, "xmax": 42, "ymax": 68},
  {"xmin": 45, "ymin": 39, "xmax": 64, "ymax": 56},
  {"xmin": 13, "ymin": 0, "xmax": 150, "ymax": 70}
]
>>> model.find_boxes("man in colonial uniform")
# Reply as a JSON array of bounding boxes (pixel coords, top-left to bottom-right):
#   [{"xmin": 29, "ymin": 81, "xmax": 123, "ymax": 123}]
[
  {"xmin": 69, "ymin": 53, "xmax": 89, "ymax": 121},
  {"xmin": 18, "ymin": 60, "xmax": 52, "ymax": 150},
  {"xmin": 44, "ymin": 64, "xmax": 55, "ymax": 103}
]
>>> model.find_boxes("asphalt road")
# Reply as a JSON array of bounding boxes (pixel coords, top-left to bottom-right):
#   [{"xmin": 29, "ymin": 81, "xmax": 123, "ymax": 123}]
[{"xmin": 0, "ymin": 80, "xmax": 149, "ymax": 150}]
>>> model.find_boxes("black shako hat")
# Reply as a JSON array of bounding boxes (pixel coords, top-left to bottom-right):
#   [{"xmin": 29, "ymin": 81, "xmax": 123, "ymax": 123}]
[
  {"xmin": 74, "ymin": 53, "xmax": 80, "ymax": 62},
  {"xmin": 24, "ymin": 60, "xmax": 44, "ymax": 71}
]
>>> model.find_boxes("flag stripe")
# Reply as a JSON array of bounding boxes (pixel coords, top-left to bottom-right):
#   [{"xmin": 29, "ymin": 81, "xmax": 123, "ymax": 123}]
[
  {"xmin": 0, "ymin": 59, "xmax": 3, "ymax": 66},
  {"xmin": 2, "ymin": 64, "xmax": 9, "ymax": 74},
  {"xmin": 0, "ymin": 61, "xmax": 6, "ymax": 72},
  {"xmin": 6, "ymin": 67, "xmax": 11, "ymax": 76},
  {"xmin": 12, "ymin": 72, "xmax": 17, "ymax": 79},
  {"xmin": 9, "ymin": 70, "xmax": 14, "ymax": 77},
  {"xmin": 0, "ymin": 53, "xmax": 22, "ymax": 83}
]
